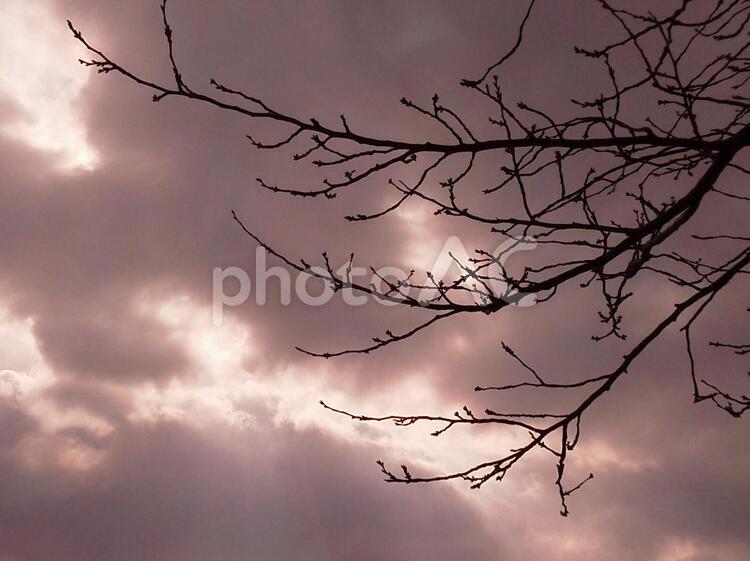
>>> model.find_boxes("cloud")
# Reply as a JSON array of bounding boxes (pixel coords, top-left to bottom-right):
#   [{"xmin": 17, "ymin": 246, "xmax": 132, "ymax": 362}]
[
  {"xmin": 0, "ymin": 300, "xmax": 502, "ymax": 561},
  {"xmin": 0, "ymin": 1, "xmax": 746, "ymax": 560},
  {"xmin": 0, "ymin": 0, "xmax": 97, "ymax": 170}
]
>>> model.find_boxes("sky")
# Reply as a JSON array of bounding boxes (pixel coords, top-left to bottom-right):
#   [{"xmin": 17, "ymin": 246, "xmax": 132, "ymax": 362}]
[{"xmin": 0, "ymin": 1, "xmax": 748, "ymax": 560}]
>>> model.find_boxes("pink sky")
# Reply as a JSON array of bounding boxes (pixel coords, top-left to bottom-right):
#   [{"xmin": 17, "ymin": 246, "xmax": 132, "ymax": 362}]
[{"xmin": 0, "ymin": 1, "xmax": 747, "ymax": 560}]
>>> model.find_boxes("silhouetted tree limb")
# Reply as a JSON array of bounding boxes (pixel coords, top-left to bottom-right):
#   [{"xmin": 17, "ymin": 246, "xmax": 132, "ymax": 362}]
[{"xmin": 70, "ymin": 0, "xmax": 750, "ymax": 514}]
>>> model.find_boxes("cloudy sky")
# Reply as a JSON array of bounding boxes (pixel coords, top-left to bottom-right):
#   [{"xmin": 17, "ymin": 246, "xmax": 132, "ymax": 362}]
[{"xmin": 0, "ymin": 1, "xmax": 748, "ymax": 560}]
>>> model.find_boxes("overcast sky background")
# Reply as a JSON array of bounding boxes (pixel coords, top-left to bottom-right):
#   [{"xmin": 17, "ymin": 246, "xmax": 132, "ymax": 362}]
[{"xmin": 0, "ymin": 1, "xmax": 748, "ymax": 560}]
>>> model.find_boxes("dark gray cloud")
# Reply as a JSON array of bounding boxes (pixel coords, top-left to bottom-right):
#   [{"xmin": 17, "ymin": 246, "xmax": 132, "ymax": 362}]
[
  {"xmin": 0, "ymin": 418, "xmax": 501, "ymax": 561},
  {"xmin": 0, "ymin": 1, "xmax": 747, "ymax": 560}
]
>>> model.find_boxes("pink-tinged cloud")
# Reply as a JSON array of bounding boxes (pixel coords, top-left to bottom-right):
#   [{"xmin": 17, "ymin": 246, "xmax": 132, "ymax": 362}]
[{"xmin": 0, "ymin": 1, "xmax": 747, "ymax": 560}]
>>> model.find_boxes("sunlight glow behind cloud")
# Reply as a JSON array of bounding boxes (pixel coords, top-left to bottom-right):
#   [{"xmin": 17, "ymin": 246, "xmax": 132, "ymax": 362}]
[
  {"xmin": 0, "ymin": 306, "xmax": 112, "ymax": 472},
  {"xmin": 0, "ymin": 0, "xmax": 97, "ymax": 170},
  {"xmin": 131, "ymin": 295, "xmax": 528, "ymax": 488}
]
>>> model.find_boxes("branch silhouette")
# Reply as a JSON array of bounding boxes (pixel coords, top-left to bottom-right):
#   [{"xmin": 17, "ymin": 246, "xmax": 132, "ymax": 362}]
[{"xmin": 70, "ymin": 0, "xmax": 750, "ymax": 514}]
